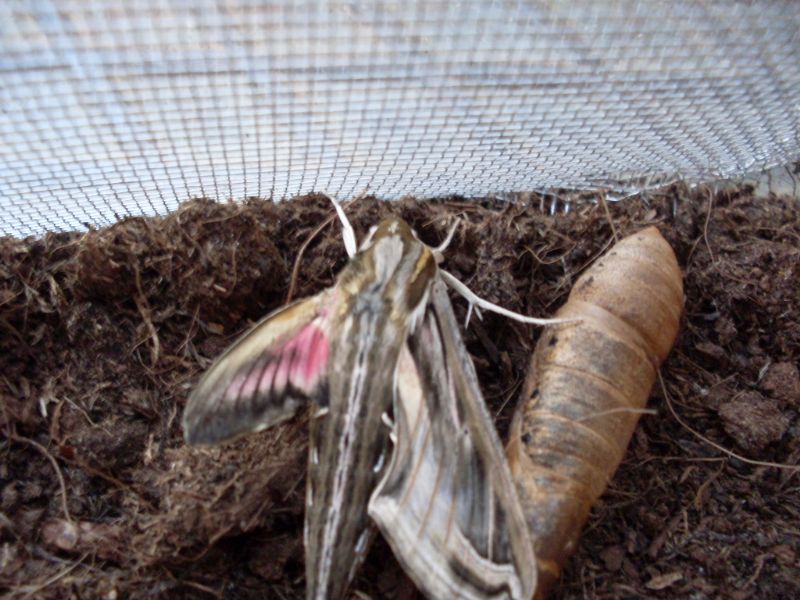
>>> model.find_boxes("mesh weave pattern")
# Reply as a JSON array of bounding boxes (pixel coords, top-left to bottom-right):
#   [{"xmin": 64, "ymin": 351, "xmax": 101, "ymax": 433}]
[{"xmin": 1, "ymin": 0, "xmax": 799, "ymax": 236}]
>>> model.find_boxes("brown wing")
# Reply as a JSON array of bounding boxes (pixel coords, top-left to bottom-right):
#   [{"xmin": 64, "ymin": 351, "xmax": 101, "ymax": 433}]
[{"xmin": 369, "ymin": 280, "xmax": 536, "ymax": 600}]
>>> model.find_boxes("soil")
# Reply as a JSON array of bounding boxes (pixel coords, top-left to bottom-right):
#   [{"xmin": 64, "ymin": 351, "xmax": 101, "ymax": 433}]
[{"xmin": 1, "ymin": 186, "xmax": 798, "ymax": 599}]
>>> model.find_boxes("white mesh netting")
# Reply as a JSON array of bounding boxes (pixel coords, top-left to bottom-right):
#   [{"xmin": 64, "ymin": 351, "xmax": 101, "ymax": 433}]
[{"xmin": 1, "ymin": 0, "xmax": 799, "ymax": 237}]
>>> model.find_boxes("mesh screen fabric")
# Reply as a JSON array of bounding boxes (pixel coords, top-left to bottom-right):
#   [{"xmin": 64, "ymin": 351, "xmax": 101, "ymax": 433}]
[{"xmin": 1, "ymin": 0, "xmax": 799, "ymax": 237}]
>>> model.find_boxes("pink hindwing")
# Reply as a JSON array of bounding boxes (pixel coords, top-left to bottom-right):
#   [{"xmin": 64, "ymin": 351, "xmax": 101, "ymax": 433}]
[{"xmin": 182, "ymin": 292, "xmax": 333, "ymax": 445}]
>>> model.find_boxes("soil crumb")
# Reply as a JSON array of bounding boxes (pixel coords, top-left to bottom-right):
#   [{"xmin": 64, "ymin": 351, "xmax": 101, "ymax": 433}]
[{"xmin": 1, "ymin": 188, "xmax": 798, "ymax": 599}]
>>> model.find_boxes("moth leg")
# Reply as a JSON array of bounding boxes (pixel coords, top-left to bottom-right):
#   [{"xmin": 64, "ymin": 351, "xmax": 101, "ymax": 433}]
[
  {"xmin": 312, "ymin": 404, "xmax": 330, "ymax": 418},
  {"xmin": 440, "ymin": 269, "xmax": 578, "ymax": 327},
  {"xmin": 431, "ymin": 219, "xmax": 460, "ymax": 256},
  {"xmin": 463, "ymin": 302, "xmax": 484, "ymax": 329}
]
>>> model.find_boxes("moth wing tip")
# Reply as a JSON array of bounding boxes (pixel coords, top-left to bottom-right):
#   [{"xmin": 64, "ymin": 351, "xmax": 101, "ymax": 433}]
[
  {"xmin": 181, "ymin": 405, "xmax": 223, "ymax": 446},
  {"xmin": 181, "ymin": 417, "xmax": 206, "ymax": 446},
  {"xmin": 183, "ymin": 424, "xmax": 230, "ymax": 447}
]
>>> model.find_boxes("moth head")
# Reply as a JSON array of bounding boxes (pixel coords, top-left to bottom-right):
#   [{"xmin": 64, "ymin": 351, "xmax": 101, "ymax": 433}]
[
  {"xmin": 371, "ymin": 217, "xmax": 417, "ymax": 244},
  {"xmin": 356, "ymin": 217, "xmax": 437, "ymax": 318},
  {"xmin": 358, "ymin": 218, "xmax": 416, "ymax": 252}
]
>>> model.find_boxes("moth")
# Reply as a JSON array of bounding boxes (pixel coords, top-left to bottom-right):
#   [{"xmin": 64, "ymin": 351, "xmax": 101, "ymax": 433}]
[{"xmin": 183, "ymin": 204, "xmax": 551, "ymax": 599}]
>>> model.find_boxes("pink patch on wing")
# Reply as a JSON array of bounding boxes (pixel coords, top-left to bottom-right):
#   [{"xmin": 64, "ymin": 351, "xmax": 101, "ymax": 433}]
[
  {"xmin": 238, "ymin": 367, "xmax": 264, "ymax": 399},
  {"xmin": 258, "ymin": 363, "xmax": 278, "ymax": 394},
  {"xmin": 224, "ymin": 323, "xmax": 329, "ymax": 400},
  {"xmin": 281, "ymin": 323, "xmax": 329, "ymax": 392},
  {"xmin": 272, "ymin": 347, "xmax": 291, "ymax": 391}
]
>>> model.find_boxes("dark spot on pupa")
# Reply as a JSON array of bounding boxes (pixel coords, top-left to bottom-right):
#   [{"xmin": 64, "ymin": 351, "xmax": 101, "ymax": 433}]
[
  {"xmin": 548, "ymin": 335, "xmax": 558, "ymax": 347},
  {"xmin": 531, "ymin": 388, "xmax": 539, "ymax": 398},
  {"xmin": 522, "ymin": 432, "xmax": 533, "ymax": 444}
]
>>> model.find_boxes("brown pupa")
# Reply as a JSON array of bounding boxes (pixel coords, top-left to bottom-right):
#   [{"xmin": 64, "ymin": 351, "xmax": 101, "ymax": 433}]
[{"xmin": 506, "ymin": 226, "xmax": 683, "ymax": 598}]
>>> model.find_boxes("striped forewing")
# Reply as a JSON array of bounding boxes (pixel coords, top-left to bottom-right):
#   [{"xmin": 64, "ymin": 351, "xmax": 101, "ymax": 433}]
[{"xmin": 369, "ymin": 279, "xmax": 537, "ymax": 600}]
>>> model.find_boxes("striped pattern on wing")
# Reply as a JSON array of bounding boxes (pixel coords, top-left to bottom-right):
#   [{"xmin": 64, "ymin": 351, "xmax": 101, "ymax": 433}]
[
  {"xmin": 369, "ymin": 280, "xmax": 536, "ymax": 600},
  {"xmin": 183, "ymin": 292, "xmax": 333, "ymax": 445}
]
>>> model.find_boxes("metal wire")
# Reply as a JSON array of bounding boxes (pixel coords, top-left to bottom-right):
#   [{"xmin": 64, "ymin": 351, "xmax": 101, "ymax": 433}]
[{"xmin": 1, "ymin": 0, "xmax": 799, "ymax": 236}]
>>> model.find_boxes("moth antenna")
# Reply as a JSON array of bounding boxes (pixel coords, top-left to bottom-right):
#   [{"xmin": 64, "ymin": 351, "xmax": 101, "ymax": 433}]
[
  {"xmin": 323, "ymin": 192, "xmax": 357, "ymax": 258},
  {"xmin": 432, "ymin": 219, "xmax": 460, "ymax": 257},
  {"xmin": 440, "ymin": 269, "xmax": 580, "ymax": 327}
]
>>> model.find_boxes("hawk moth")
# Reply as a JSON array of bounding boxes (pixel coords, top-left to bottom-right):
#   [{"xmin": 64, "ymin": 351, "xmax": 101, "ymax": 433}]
[{"xmin": 182, "ymin": 210, "xmax": 546, "ymax": 599}]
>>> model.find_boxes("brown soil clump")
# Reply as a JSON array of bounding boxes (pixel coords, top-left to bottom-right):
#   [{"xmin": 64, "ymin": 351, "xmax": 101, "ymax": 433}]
[{"xmin": 1, "ymin": 188, "xmax": 798, "ymax": 598}]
